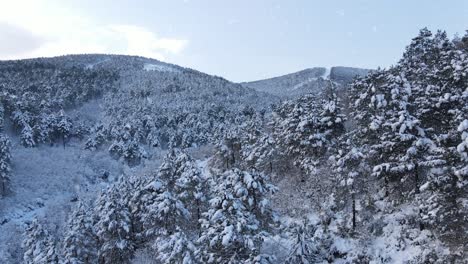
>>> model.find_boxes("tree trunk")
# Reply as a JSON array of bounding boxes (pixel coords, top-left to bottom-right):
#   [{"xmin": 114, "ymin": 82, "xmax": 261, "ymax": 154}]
[
  {"xmin": 196, "ymin": 200, "xmax": 202, "ymax": 237},
  {"xmin": 352, "ymin": 192, "xmax": 356, "ymax": 231}
]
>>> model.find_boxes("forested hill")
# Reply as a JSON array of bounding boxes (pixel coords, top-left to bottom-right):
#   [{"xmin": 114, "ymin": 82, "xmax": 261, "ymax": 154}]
[
  {"xmin": 0, "ymin": 54, "xmax": 278, "ymax": 163},
  {"xmin": 241, "ymin": 66, "xmax": 369, "ymax": 98},
  {"xmin": 0, "ymin": 29, "xmax": 467, "ymax": 263}
]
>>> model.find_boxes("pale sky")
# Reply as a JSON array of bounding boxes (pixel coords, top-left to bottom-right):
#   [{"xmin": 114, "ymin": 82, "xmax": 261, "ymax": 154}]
[{"xmin": 0, "ymin": 0, "xmax": 467, "ymax": 82}]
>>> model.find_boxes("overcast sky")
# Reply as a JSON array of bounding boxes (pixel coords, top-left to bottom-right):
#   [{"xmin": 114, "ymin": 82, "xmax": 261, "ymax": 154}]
[{"xmin": 0, "ymin": 0, "xmax": 467, "ymax": 82}]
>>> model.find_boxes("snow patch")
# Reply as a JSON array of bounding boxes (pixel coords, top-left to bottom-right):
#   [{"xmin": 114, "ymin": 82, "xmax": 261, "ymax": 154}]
[
  {"xmin": 85, "ymin": 58, "xmax": 111, "ymax": 69},
  {"xmin": 322, "ymin": 67, "xmax": 330, "ymax": 79},
  {"xmin": 143, "ymin": 63, "xmax": 180, "ymax": 73}
]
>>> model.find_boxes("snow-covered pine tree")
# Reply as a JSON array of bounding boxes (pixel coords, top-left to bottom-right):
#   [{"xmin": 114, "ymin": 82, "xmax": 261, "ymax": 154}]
[
  {"xmin": 237, "ymin": 116, "xmax": 277, "ymax": 173},
  {"xmin": 146, "ymin": 127, "xmax": 160, "ymax": 148},
  {"xmin": 273, "ymin": 85, "xmax": 345, "ymax": 176},
  {"xmin": 62, "ymin": 202, "xmax": 98, "ymax": 264},
  {"xmin": 56, "ymin": 110, "xmax": 72, "ymax": 147},
  {"xmin": 273, "ymin": 94, "xmax": 320, "ymax": 170},
  {"xmin": 136, "ymin": 149, "xmax": 204, "ymax": 238},
  {"xmin": 94, "ymin": 187, "xmax": 135, "ymax": 264},
  {"xmin": 0, "ymin": 134, "xmax": 11, "ymax": 197},
  {"xmin": 319, "ymin": 80, "xmax": 346, "ymax": 140},
  {"xmin": 215, "ymin": 128, "xmax": 243, "ymax": 170},
  {"xmin": 457, "ymin": 119, "xmax": 468, "ymax": 181},
  {"xmin": 197, "ymin": 168, "xmax": 277, "ymax": 263},
  {"xmin": 22, "ymin": 219, "xmax": 59, "ymax": 264},
  {"xmin": 350, "ymin": 68, "xmax": 443, "ymax": 196},
  {"xmin": 85, "ymin": 123, "xmax": 107, "ymax": 150},
  {"xmin": 33, "ymin": 113, "xmax": 54, "ymax": 144},
  {"xmin": 21, "ymin": 123, "xmax": 36, "ymax": 147},
  {"xmin": 0, "ymin": 102, "xmax": 4, "ymax": 131},
  {"xmin": 349, "ymin": 28, "xmax": 468, "ymax": 245},
  {"xmin": 156, "ymin": 229, "xmax": 198, "ymax": 264},
  {"xmin": 242, "ymin": 132, "xmax": 276, "ymax": 172},
  {"xmin": 173, "ymin": 150, "xmax": 207, "ymax": 232},
  {"xmin": 329, "ymin": 137, "xmax": 372, "ymax": 232},
  {"xmin": 284, "ymin": 220, "xmax": 318, "ymax": 264}
]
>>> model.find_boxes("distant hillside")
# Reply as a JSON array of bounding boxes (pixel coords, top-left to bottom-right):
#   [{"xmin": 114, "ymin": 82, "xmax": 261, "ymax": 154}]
[{"xmin": 241, "ymin": 66, "xmax": 370, "ymax": 97}]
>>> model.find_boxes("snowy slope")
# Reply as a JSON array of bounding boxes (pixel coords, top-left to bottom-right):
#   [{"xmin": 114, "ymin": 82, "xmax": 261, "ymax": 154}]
[
  {"xmin": 241, "ymin": 66, "xmax": 369, "ymax": 98},
  {"xmin": 0, "ymin": 54, "xmax": 278, "ymax": 262}
]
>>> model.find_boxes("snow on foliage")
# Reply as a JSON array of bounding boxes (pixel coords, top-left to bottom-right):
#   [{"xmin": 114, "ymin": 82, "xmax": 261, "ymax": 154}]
[{"xmin": 1, "ymin": 28, "xmax": 468, "ymax": 263}]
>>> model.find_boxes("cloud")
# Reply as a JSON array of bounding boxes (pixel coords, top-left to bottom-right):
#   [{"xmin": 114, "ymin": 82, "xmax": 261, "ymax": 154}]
[
  {"xmin": 336, "ymin": 9, "xmax": 345, "ymax": 17},
  {"xmin": 0, "ymin": 22, "xmax": 45, "ymax": 58},
  {"xmin": 109, "ymin": 25, "xmax": 188, "ymax": 60},
  {"xmin": 0, "ymin": 0, "xmax": 188, "ymax": 61}
]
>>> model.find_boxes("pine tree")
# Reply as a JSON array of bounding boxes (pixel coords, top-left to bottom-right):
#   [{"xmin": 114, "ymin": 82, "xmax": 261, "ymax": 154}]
[
  {"xmin": 197, "ymin": 168, "xmax": 277, "ymax": 263},
  {"xmin": 0, "ymin": 134, "xmax": 11, "ymax": 197},
  {"xmin": 56, "ymin": 110, "xmax": 72, "ymax": 147},
  {"xmin": 94, "ymin": 188, "xmax": 135, "ymax": 264},
  {"xmin": 0, "ymin": 102, "xmax": 4, "ymax": 131},
  {"xmin": 62, "ymin": 202, "xmax": 98, "ymax": 264},
  {"xmin": 136, "ymin": 149, "xmax": 204, "ymax": 238},
  {"xmin": 173, "ymin": 150, "xmax": 207, "ymax": 232},
  {"xmin": 273, "ymin": 87, "xmax": 345, "ymax": 175},
  {"xmin": 21, "ymin": 123, "xmax": 36, "ymax": 147},
  {"xmin": 457, "ymin": 119, "xmax": 468, "ymax": 179},
  {"xmin": 215, "ymin": 128, "xmax": 242, "ymax": 169},
  {"xmin": 285, "ymin": 220, "xmax": 318, "ymax": 264},
  {"xmin": 85, "ymin": 123, "xmax": 107, "ymax": 150},
  {"xmin": 22, "ymin": 219, "xmax": 59, "ymax": 264},
  {"xmin": 239, "ymin": 117, "xmax": 277, "ymax": 172},
  {"xmin": 349, "ymin": 28, "xmax": 468, "ymax": 246},
  {"xmin": 34, "ymin": 113, "xmax": 54, "ymax": 144},
  {"xmin": 350, "ymin": 68, "xmax": 444, "ymax": 196},
  {"xmin": 330, "ymin": 137, "xmax": 372, "ymax": 231},
  {"xmin": 157, "ymin": 230, "xmax": 198, "ymax": 264}
]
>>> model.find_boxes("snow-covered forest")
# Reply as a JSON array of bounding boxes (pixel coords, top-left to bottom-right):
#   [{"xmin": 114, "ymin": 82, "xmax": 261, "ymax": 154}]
[{"xmin": 0, "ymin": 28, "xmax": 467, "ymax": 263}]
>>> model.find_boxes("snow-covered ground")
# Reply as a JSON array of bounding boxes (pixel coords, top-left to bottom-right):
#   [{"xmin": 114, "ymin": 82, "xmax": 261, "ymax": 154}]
[
  {"xmin": 0, "ymin": 138, "xmax": 125, "ymax": 260},
  {"xmin": 323, "ymin": 67, "xmax": 330, "ymax": 79},
  {"xmin": 85, "ymin": 57, "xmax": 111, "ymax": 69},
  {"xmin": 143, "ymin": 63, "xmax": 180, "ymax": 73}
]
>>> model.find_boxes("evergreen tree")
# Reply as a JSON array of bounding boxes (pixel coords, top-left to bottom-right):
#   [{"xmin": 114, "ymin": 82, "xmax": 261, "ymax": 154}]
[
  {"xmin": 197, "ymin": 168, "xmax": 277, "ymax": 263},
  {"xmin": 0, "ymin": 134, "xmax": 11, "ymax": 197},
  {"xmin": 330, "ymin": 138, "xmax": 372, "ymax": 231},
  {"xmin": 136, "ymin": 149, "xmax": 205, "ymax": 238},
  {"xmin": 56, "ymin": 110, "xmax": 72, "ymax": 147},
  {"xmin": 284, "ymin": 220, "xmax": 318, "ymax": 264},
  {"xmin": 94, "ymin": 188, "xmax": 135, "ymax": 264},
  {"xmin": 273, "ymin": 86, "xmax": 345, "ymax": 175},
  {"xmin": 349, "ymin": 28, "xmax": 468, "ymax": 245},
  {"xmin": 239, "ymin": 117, "xmax": 277, "ymax": 172},
  {"xmin": 457, "ymin": 119, "xmax": 468, "ymax": 178},
  {"xmin": 215, "ymin": 128, "xmax": 242, "ymax": 169},
  {"xmin": 0, "ymin": 102, "xmax": 4, "ymax": 131},
  {"xmin": 85, "ymin": 123, "xmax": 107, "ymax": 150},
  {"xmin": 21, "ymin": 123, "xmax": 36, "ymax": 147},
  {"xmin": 22, "ymin": 219, "xmax": 59, "ymax": 264},
  {"xmin": 62, "ymin": 202, "xmax": 98, "ymax": 264},
  {"xmin": 157, "ymin": 230, "xmax": 199, "ymax": 264}
]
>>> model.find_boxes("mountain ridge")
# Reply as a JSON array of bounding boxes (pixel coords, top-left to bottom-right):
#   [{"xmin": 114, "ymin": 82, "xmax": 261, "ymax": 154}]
[{"xmin": 241, "ymin": 66, "xmax": 370, "ymax": 97}]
